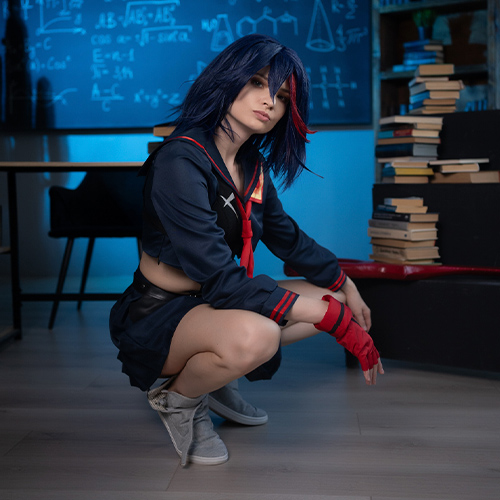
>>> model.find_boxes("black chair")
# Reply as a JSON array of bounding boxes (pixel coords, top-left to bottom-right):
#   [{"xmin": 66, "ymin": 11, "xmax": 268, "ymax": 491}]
[{"xmin": 48, "ymin": 171, "xmax": 144, "ymax": 329}]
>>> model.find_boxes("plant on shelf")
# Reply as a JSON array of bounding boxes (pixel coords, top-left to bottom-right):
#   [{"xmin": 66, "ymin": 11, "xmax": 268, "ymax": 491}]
[{"xmin": 412, "ymin": 9, "xmax": 437, "ymax": 41}]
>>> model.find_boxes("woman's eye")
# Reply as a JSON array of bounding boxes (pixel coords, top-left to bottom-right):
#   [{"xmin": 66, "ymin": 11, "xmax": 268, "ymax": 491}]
[
  {"xmin": 277, "ymin": 94, "xmax": 289, "ymax": 103},
  {"xmin": 251, "ymin": 78, "xmax": 263, "ymax": 87}
]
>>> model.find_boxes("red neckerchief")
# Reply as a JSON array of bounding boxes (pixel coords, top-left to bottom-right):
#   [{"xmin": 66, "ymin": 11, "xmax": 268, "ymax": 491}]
[{"xmin": 166, "ymin": 135, "xmax": 261, "ymax": 278}]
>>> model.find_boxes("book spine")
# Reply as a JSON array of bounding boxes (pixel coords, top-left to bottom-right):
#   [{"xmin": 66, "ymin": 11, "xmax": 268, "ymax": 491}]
[
  {"xmin": 369, "ymin": 219, "xmax": 410, "ymax": 230},
  {"xmin": 408, "ymin": 101, "xmax": 455, "ymax": 111},
  {"xmin": 375, "ymin": 204, "xmax": 397, "ymax": 213},
  {"xmin": 392, "ymin": 64, "xmax": 417, "ymax": 72},
  {"xmin": 372, "ymin": 211, "xmax": 411, "ymax": 222},
  {"xmin": 409, "ymin": 92, "xmax": 430, "ymax": 104},
  {"xmin": 375, "ymin": 143, "xmax": 415, "ymax": 157},
  {"xmin": 376, "ymin": 143, "xmax": 437, "ymax": 158},
  {"xmin": 378, "ymin": 129, "xmax": 414, "ymax": 138},
  {"xmin": 404, "ymin": 50, "xmax": 442, "ymax": 59},
  {"xmin": 368, "ymin": 228, "xmax": 437, "ymax": 241},
  {"xmin": 382, "ymin": 167, "xmax": 433, "ymax": 176},
  {"xmin": 371, "ymin": 246, "xmax": 409, "ymax": 259},
  {"xmin": 403, "ymin": 57, "xmax": 444, "ymax": 65},
  {"xmin": 403, "ymin": 39, "xmax": 439, "ymax": 49},
  {"xmin": 367, "ymin": 228, "xmax": 411, "ymax": 240}
]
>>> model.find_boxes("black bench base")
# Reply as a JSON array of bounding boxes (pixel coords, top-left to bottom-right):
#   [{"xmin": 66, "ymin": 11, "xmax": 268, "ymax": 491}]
[{"xmin": 353, "ymin": 275, "xmax": 500, "ymax": 373}]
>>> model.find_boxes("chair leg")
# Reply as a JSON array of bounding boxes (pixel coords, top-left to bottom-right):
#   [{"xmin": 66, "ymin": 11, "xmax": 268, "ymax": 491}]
[
  {"xmin": 77, "ymin": 237, "xmax": 95, "ymax": 310},
  {"xmin": 49, "ymin": 238, "xmax": 74, "ymax": 330}
]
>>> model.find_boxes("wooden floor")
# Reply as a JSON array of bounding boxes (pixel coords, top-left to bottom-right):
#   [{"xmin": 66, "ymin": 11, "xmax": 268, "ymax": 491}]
[{"xmin": 1, "ymin": 282, "xmax": 500, "ymax": 500}]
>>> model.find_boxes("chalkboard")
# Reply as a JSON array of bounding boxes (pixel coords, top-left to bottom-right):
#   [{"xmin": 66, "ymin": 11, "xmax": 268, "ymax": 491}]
[{"xmin": 0, "ymin": 0, "xmax": 371, "ymax": 130}]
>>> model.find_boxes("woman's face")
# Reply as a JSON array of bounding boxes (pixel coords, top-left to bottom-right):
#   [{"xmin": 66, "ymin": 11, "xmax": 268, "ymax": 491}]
[{"xmin": 225, "ymin": 66, "xmax": 289, "ymax": 138}]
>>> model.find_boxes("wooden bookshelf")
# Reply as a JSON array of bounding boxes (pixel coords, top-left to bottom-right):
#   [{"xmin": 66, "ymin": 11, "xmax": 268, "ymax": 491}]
[{"xmin": 372, "ymin": 0, "xmax": 499, "ymax": 180}]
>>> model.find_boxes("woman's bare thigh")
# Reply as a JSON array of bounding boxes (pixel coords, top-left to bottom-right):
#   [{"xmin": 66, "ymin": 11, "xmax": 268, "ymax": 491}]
[{"xmin": 163, "ymin": 304, "xmax": 281, "ymax": 376}]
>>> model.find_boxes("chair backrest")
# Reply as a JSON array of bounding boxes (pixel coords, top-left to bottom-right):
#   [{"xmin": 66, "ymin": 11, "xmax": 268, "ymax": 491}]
[{"xmin": 49, "ymin": 171, "xmax": 144, "ymax": 238}]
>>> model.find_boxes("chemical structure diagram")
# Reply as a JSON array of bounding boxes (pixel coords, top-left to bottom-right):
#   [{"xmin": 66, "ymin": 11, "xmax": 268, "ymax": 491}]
[
  {"xmin": 203, "ymin": 8, "xmax": 298, "ymax": 53},
  {"xmin": 308, "ymin": 65, "xmax": 357, "ymax": 110},
  {"xmin": 235, "ymin": 8, "xmax": 298, "ymax": 41}
]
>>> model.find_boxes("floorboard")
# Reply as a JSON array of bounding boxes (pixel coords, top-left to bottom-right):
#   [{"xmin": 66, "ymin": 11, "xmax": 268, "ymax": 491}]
[{"xmin": 1, "ymin": 278, "xmax": 499, "ymax": 499}]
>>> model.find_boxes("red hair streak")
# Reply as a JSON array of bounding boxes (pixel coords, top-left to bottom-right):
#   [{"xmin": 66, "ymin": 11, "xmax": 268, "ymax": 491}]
[{"xmin": 289, "ymin": 73, "xmax": 316, "ymax": 142}]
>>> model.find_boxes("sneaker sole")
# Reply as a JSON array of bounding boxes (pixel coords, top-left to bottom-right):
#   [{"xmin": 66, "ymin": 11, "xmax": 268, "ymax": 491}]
[
  {"xmin": 208, "ymin": 395, "xmax": 268, "ymax": 426},
  {"xmin": 189, "ymin": 452, "xmax": 229, "ymax": 465}
]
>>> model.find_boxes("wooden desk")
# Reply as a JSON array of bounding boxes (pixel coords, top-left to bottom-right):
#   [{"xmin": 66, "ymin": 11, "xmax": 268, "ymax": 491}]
[{"xmin": 0, "ymin": 161, "xmax": 143, "ymax": 343}]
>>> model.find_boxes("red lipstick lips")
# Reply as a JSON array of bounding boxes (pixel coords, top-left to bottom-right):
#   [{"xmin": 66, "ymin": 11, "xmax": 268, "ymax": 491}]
[{"xmin": 254, "ymin": 110, "xmax": 270, "ymax": 121}]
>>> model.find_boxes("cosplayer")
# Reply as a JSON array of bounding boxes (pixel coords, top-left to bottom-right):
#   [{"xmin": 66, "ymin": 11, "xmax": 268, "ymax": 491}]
[{"xmin": 110, "ymin": 34, "xmax": 383, "ymax": 467}]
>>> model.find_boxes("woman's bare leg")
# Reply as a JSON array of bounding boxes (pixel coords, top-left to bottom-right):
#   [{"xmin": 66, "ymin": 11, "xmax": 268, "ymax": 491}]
[
  {"xmin": 162, "ymin": 305, "xmax": 281, "ymax": 398},
  {"xmin": 161, "ymin": 279, "xmax": 343, "ymax": 398},
  {"xmin": 278, "ymin": 279, "xmax": 346, "ymax": 346}
]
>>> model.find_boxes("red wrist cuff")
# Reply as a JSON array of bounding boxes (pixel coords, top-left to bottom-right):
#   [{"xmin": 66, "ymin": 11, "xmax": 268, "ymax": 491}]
[{"xmin": 314, "ymin": 295, "xmax": 352, "ymax": 337}]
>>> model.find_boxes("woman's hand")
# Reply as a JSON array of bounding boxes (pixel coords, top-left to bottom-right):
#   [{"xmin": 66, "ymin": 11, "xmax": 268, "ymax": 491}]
[
  {"xmin": 341, "ymin": 276, "xmax": 372, "ymax": 332},
  {"xmin": 313, "ymin": 294, "xmax": 383, "ymax": 384},
  {"xmin": 341, "ymin": 277, "xmax": 384, "ymax": 384},
  {"xmin": 365, "ymin": 358, "xmax": 384, "ymax": 386}
]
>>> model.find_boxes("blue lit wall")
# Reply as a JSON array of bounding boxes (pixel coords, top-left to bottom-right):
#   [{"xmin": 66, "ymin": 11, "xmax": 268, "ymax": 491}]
[{"xmin": 0, "ymin": 129, "xmax": 375, "ymax": 281}]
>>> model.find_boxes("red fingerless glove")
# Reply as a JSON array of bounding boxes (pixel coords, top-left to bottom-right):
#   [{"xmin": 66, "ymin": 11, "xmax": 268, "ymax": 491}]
[{"xmin": 314, "ymin": 295, "xmax": 380, "ymax": 372}]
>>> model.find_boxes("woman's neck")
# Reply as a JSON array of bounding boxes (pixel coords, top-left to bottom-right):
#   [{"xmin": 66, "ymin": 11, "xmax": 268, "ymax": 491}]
[
  {"xmin": 214, "ymin": 127, "xmax": 248, "ymax": 194},
  {"xmin": 213, "ymin": 126, "xmax": 247, "ymax": 164}
]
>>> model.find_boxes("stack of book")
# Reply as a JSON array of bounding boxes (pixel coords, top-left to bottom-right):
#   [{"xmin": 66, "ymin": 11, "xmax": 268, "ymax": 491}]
[
  {"xmin": 376, "ymin": 115, "xmax": 443, "ymax": 184},
  {"xmin": 429, "ymin": 158, "xmax": 499, "ymax": 183},
  {"xmin": 408, "ymin": 64, "xmax": 464, "ymax": 115},
  {"xmin": 380, "ymin": 159, "xmax": 434, "ymax": 184},
  {"xmin": 368, "ymin": 197, "xmax": 440, "ymax": 265},
  {"xmin": 393, "ymin": 39, "xmax": 445, "ymax": 73}
]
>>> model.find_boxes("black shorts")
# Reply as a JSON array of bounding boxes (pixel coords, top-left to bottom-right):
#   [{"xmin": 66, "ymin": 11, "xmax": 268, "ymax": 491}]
[{"xmin": 109, "ymin": 269, "xmax": 282, "ymax": 391}]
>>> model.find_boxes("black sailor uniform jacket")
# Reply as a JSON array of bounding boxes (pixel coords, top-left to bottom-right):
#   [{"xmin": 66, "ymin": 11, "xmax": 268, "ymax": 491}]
[{"xmin": 139, "ymin": 127, "xmax": 346, "ymax": 325}]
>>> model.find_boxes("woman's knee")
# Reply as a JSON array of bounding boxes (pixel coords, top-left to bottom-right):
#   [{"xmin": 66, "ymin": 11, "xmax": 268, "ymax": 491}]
[
  {"xmin": 328, "ymin": 289, "xmax": 346, "ymax": 304},
  {"xmin": 225, "ymin": 319, "xmax": 281, "ymax": 373}
]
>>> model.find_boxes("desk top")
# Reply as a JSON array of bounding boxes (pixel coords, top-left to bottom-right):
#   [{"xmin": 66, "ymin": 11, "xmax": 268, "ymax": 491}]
[{"xmin": 0, "ymin": 161, "xmax": 143, "ymax": 172}]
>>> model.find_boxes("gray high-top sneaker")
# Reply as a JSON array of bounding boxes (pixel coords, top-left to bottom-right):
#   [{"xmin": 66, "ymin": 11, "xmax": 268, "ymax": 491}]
[
  {"xmin": 208, "ymin": 379, "xmax": 268, "ymax": 426},
  {"xmin": 148, "ymin": 380, "xmax": 228, "ymax": 466}
]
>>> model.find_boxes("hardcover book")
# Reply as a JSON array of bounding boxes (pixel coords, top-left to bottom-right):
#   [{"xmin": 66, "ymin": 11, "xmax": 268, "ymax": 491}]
[
  {"xmin": 383, "ymin": 197, "xmax": 424, "ymax": 207},
  {"xmin": 409, "ymin": 81, "xmax": 464, "ymax": 95},
  {"xmin": 415, "ymin": 64, "xmax": 454, "ymax": 76},
  {"xmin": 381, "ymin": 176, "xmax": 430, "ymax": 184},
  {"xmin": 403, "ymin": 39, "xmax": 444, "ymax": 51},
  {"xmin": 381, "ymin": 167, "xmax": 434, "ymax": 176},
  {"xmin": 369, "ymin": 219, "xmax": 437, "ymax": 231},
  {"xmin": 378, "ymin": 128, "xmax": 440, "ymax": 138},
  {"xmin": 370, "ymin": 237, "xmax": 437, "ymax": 248},
  {"xmin": 376, "ymin": 203, "xmax": 428, "ymax": 213},
  {"xmin": 409, "ymin": 90, "xmax": 461, "ymax": 103},
  {"xmin": 379, "ymin": 115, "xmax": 443, "ymax": 126},
  {"xmin": 377, "ymin": 137, "xmax": 440, "ymax": 145},
  {"xmin": 367, "ymin": 227, "xmax": 438, "ymax": 241},
  {"xmin": 371, "ymin": 244, "xmax": 440, "ymax": 261},
  {"xmin": 430, "ymin": 171, "xmax": 500, "ymax": 184},
  {"xmin": 372, "ymin": 211, "xmax": 439, "ymax": 223},
  {"xmin": 375, "ymin": 143, "xmax": 438, "ymax": 158},
  {"xmin": 408, "ymin": 106, "xmax": 457, "ymax": 115}
]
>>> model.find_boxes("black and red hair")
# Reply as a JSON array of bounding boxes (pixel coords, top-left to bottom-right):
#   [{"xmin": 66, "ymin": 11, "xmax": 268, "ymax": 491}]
[{"xmin": 174, "ymin": 34, "xmax": 315, "ymax": 188}]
